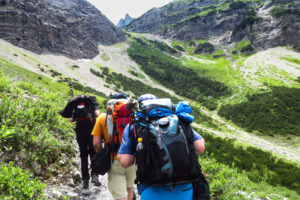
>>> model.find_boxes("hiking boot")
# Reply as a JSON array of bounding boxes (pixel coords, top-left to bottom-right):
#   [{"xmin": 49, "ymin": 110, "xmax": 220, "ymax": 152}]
[
  {"xmin": 82, "ymin": 179, "xmax": 89, "ymax": 189},
  {"xmin": 91, "ymin": 174, "xmax": 101, "ymax": 186}
]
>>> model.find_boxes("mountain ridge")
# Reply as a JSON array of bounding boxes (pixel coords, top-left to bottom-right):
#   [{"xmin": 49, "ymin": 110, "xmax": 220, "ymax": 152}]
[{"xmin": 125, "ymin": 0, "xmax": 300, "ymax": 53}]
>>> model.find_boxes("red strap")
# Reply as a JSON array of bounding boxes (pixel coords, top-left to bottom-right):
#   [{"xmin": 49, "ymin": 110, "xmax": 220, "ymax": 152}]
[
  {"xmin": 133, "ymin": 125, "xmax": 137, "ymax": 138},
  {"xmin": 77, "ymin": 117, "xmax": 93, "ymax": 123}
]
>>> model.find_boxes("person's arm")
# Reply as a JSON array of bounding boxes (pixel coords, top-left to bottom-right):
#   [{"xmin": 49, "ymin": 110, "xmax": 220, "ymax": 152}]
[
  {"xmin": 194, "ymin": 138, "xmax": 205, "ymax": 154},
  {"xmin": 92, "ymin": 115, "xmax": 103, "ymax": 152},
  {"xmin": 192, "ymin": 129, "xmax": 205, "ymax": 154},
  {"xmin": 117, "ymin": 125, "xmax": 135, "ymax": 168},
  {"xmin": 117, "ymin": 154, "xmax": 135, "ymax": 168},
  {"xmin": 93, "ymin": 135, "xmax": 102, "ymax": 152},
  {"xmin": 94, "ymin": 109, "xmax": 100, "ymax": 118}
]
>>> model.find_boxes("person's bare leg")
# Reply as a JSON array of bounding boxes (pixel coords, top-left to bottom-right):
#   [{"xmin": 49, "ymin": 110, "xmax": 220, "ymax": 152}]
[{"xmin": 127, "ymin": 187, "xmax": 133, "ymax": 200}]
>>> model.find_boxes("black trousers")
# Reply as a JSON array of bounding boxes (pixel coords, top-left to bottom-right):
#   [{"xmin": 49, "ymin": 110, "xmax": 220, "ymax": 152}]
[{"xmin": 76, "ymin": 124, "xmax": 96, "ymax": 181}]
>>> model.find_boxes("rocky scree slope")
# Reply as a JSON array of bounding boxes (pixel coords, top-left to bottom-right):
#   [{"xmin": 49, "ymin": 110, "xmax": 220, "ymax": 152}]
[
  {"xmin": 125, "ymin": 0, "xmax": 300, "ymax": 53},
  {"xmin": 0, "ymin": 0, "xmax": 125, "ymax": 59}
]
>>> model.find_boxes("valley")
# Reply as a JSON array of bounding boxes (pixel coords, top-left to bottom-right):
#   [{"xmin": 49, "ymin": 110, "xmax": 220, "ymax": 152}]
[
  {"xmin": 1, "ymin": 35, "xmax": 299, "ymax": 163},
  {"xmin": 1, "ymin": 0, "xmax": 300, "ymax": 199}
]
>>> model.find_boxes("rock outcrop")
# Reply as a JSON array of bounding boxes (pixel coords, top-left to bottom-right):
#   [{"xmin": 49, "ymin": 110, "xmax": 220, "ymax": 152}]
[
  {"xmin": 125, "ymin": 0, "xmax": 300, "ymax": 52},
  {"xmin": 0, "ymin": 0, "xmax": 126, "ymax": 59},
  {"xmin": 117, "ymin": 13, "xmax": 135, "ymax": 28}
]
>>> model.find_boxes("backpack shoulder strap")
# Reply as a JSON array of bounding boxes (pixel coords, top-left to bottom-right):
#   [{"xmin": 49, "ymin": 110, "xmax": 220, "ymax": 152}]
[
  {"xmin": 179, "ymin": 120, "xmax": 203, "ymax": 174},
  {"xmin": 179, "ymin": 120, "xmax": 194, "ymax": 144}
]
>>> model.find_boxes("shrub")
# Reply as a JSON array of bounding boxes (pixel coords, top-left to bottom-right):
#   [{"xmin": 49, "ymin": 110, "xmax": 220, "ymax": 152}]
[
  {"xmin": 0, "ymin": 71, "xmax": 12, "ymax": 92},
  {"xmin": 0, "ymin": 162, "xmax": 46, "ymax": 200},
  {"xmin": 194, "ymin": 42, "xmax": 215, "ymax": 54},
  {"xmin": 71, "ymin": 65, "xmax": 80, "ymax": 69},
  {"xmin": 148, "ymin": 40, "xmax": 180, "ymax": 56},
  {"xmin": 218, "ymin": 86, "xmax": 300, "ymax": 136},
  {"xmin": 128, "ymin": 70, "xmax": 139, "ymax": 77},
  {"xmin": 90, "ymin": 68, "xmax": 104, "ymax": 78},
  {"xmin": 200, "ymin": 130, "xmax": 300, "ymax": 191},
  {"xmin": 49, "ymin": 69, "xmax": 62, "ymax": 77}
]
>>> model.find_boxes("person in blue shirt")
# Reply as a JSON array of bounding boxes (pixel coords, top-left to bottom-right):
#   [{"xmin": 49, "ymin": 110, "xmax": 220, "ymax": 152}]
[{"xmin": 117, "ymin": 94, "xmax": 206, "ymax": 200}]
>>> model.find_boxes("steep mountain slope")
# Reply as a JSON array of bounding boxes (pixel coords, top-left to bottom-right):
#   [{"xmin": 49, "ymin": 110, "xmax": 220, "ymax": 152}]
[
  {"xmin": 125, "ymin": 0, "xmax": 300, "ymax": 53},
  {"xmin": 0, "ymin": 0, "xmax": 125, "ymax": 59}
]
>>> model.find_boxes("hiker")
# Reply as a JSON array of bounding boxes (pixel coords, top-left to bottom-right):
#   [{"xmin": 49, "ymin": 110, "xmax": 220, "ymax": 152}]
[
  {"xmin": 60, "ymin": 95, "xmax": 101, "ymax": 189},
  {"xmin": 92, "ymin": 93, "xmax": 136, "ymax": 200},
  {"xmin": 117, "ymin": 94, "xmax": 210, "ymax": 200}
]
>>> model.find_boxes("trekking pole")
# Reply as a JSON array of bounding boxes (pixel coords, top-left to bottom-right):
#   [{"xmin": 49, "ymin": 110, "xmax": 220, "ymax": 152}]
[{"xmin": 68, "ymin": 82, "xmax": 74, "ymax": 97}]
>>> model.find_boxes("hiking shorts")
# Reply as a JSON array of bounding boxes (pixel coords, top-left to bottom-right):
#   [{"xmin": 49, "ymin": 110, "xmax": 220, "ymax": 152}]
[
  {"xmin": 140, "ymin": 183, "xmax": 193, "ymax": 200},
  {"xmin": 107, "ymin": 160, "xmax": 136, "ymax": 199}
]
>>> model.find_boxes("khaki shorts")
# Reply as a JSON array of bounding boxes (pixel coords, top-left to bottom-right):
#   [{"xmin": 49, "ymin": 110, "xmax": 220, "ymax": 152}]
[{"xmin": 107, "ymin": 160, "xmax": 136, "ymax": 199}]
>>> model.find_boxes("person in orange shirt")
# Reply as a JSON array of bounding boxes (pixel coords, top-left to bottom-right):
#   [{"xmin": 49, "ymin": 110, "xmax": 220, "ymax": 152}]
[{"xmin": 92, "ymin": 95, "xmax": 136, "ymax": 200}]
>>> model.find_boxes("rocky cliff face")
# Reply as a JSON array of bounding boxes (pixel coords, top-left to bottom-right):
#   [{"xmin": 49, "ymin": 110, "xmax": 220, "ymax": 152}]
[
  {"xmin": 125, "ymin": 0, "xmax": 300, "ymax": 52},
  {"xmin": 0, "ymin": 0, "xmax": 126, "ymax": 59},
  {"xmin": 117, "ymin": 13, "xmax": 135, "ymax": 28}
]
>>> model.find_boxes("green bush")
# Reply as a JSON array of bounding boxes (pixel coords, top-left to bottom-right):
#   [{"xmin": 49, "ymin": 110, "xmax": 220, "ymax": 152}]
[
  {"xmin": 200, "ymin": 130, "xmax": 300, "ymax": 192},
  {"xmin": 90, "ymin": 68, "xmax": 104, "ymax": 78},
  {"xmin": 128, "ymin": 70, "xmax": 139, "ymax": 77},
  {"xmin": 0, "ymin": 92, "xmax": 75, "ymax": 166},
  {"xmin": 148, "ymin": 40, "xmax": 180, "ymax": 56},
  {"xmin": 218, "ymin": 86, "xmax": 300, "ymax": 136},
  {"xmin": 49, "ymin": 69, "xmax": 62, "ymax": 77},
  {"xmin": 200, "ymin": 152, "xmax": 299, "ymax": 199},
  {"xmin": 0, "ymin": 70, "xmax": 12, "ymax": 92},
  {"xmin": 0, "ymin": 162, "xmax": 46, "ymax": 200},
  {"xmin": 0, "ymin": 71, "xmax": 75, "ymax": 170}
]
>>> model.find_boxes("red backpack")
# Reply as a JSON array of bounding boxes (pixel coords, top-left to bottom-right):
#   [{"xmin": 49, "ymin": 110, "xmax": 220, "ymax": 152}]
[{"xmin": 105, "ymin": 99, "xmax": 131, "ymax": 152}]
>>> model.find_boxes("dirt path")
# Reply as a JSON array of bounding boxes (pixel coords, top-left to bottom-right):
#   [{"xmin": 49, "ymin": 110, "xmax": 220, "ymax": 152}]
[{"xmin": 45, "ymin": 174, "xmax": 140, "ymax": 200}]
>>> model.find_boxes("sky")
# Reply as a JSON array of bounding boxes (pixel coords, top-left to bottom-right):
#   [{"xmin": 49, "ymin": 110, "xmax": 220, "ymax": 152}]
[{"xmin": 86, "ymin": 0, "xmax": 173, "ymax": 25}]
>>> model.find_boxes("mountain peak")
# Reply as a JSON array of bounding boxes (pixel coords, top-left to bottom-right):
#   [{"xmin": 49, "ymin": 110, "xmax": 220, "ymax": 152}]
[{"xmin": 117, "ymin": 13, "xmax": 136, "ymax": 28}]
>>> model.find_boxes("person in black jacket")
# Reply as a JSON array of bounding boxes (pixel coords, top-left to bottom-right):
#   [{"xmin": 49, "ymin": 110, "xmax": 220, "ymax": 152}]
[{"xmin": 61, "ymin": 95, "xmax": 101, "ymax": 189}]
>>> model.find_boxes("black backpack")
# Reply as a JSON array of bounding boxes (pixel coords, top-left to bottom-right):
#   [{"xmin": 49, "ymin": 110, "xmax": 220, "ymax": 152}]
[
  {"xmin": 133, "ymin": 99, "xmax": 200, "ymax": 184},
  {"xmin": 60, "ymin": 95, "xmax": 98, "ymax": 119},
  {"xmin": 72, "ymin": 101, "xmax": 95, "ymax": 126},
  {"xmin": 133, "ymin": 98, "xmax": 210, "ymax": 199}
]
